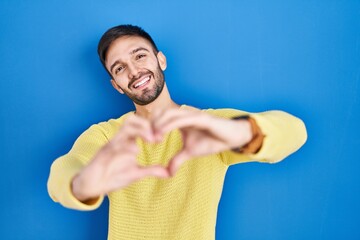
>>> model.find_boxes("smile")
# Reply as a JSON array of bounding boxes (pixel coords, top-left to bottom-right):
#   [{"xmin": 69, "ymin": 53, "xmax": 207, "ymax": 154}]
[{"xmin": 133, "ymin": 75, "xmax": 151, "ymax": 89}]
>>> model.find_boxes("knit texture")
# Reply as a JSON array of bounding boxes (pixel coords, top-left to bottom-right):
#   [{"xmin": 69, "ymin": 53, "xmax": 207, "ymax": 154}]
[{"xmin": 48, "ymin": 106, "xmax": 307, "ymax": 239}]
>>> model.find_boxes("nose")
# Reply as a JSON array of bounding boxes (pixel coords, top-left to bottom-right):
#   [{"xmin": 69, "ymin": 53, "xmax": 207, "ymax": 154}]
[{"xmin": 127, "ymin": 62, "xmax": 140, "ymax": 80}]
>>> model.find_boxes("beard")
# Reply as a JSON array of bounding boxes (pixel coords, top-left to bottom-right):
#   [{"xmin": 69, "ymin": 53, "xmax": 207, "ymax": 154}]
[{"xmin": 122, "ymin": 65, "xmax": 165, "ymax": 106}]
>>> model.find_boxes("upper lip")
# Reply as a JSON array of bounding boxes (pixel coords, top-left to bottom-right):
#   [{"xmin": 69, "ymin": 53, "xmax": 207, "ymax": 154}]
[{"xmin": 131, "ymin": 74, "xmax": 151, "ymax": 88}]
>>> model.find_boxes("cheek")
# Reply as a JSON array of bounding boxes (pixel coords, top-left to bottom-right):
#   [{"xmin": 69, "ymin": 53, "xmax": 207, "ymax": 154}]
[
  {"xmin": 143, "ymin": 58, "xmax": 160, "ymax": 69},
  {"xmin": 114, "ymin": 78, "xmax": 127, "ymax": 88}
]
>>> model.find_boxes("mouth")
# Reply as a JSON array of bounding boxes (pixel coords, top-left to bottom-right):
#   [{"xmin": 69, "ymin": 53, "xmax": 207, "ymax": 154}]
[{"xmin": 132, "ymin": 75, "xmax": 151, "ymax": 90}]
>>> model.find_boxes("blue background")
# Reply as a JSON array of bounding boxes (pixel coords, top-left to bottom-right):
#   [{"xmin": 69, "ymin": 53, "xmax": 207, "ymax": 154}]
[{"xmin": 1, "ymin": 0, "xmax": 359, "ymax": 239}]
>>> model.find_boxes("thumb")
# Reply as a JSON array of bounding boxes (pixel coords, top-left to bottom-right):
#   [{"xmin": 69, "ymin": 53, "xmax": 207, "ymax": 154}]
[{"xmin": 168, "ymin": 150, "xmax": 191, "ymax": 176}]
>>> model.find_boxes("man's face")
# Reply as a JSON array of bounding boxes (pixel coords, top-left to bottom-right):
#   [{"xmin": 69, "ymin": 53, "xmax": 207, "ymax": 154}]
[{"xmin": 105, "ymin": 36, "xmax": 167, "ymax": 105}]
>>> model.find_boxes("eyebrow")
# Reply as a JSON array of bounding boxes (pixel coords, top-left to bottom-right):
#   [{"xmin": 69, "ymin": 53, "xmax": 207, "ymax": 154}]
[{"xmin": 109, "ymin": 47, "xmax": 150, "ymax": 74}]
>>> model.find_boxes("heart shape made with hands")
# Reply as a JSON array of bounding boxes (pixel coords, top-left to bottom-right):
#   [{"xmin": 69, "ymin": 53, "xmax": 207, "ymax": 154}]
[
  {"xmin": 122, "ymin": 108, "xmax": 251, "ymax": 177},
  {"xmin": 74, "ymin": 108, "xmax": 251, "ymax": 200}
]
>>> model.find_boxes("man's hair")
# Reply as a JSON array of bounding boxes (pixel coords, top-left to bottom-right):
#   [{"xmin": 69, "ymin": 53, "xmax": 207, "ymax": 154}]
[{"xmin": 97, "ymin": 24, "xmax": 159, "ymax": 75}]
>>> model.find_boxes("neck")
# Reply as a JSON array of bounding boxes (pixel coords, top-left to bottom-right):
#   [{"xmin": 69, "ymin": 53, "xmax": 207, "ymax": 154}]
[{"xmin": 133, "ymin": 83, "xmax": 179, "ymax": 119}]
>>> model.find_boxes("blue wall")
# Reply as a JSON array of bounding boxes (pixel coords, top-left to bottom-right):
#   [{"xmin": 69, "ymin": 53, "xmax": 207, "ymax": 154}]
[{"xmin": 1, "ymin": 0, "xmax": 359, "ymax": 239}]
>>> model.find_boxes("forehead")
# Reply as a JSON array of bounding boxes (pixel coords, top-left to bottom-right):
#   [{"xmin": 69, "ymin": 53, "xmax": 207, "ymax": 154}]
[{"xmin": 105, "ymin": 36, "xmax": 154, "ymax": 65}]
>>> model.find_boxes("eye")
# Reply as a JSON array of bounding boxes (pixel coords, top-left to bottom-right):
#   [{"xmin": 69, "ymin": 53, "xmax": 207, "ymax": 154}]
[
  {"xmin": 136, "ymin": 54, "xmax": 146, "ymax": 60},
  {"xmin": 114, "ymin": 66, "xmax": 124, "ymax": 75}
]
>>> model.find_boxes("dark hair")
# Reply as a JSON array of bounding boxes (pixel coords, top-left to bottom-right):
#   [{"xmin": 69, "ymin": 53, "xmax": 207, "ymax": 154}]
[{"xmin": 97, "ymin": 24, "xmax": 159, "ymax": 75}]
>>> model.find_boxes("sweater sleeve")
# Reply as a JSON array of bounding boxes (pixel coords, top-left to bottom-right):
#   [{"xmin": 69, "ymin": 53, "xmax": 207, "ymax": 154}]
[
  {"xmin": 47, "ymin": 123, "xmax": 111, "ymax": 210},
  {"xmin": 208, "ymin": 109, "xmax": 307, "ymax": 166}
]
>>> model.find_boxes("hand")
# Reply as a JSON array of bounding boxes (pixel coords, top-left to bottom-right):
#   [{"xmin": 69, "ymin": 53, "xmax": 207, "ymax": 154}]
[
  {"xmin": 152, "ymin": 108, "xmax": 253, "ymax": 175},
  {"xmin": 72, "ymin": 114, "xmax": 170, "ymax": 202}
]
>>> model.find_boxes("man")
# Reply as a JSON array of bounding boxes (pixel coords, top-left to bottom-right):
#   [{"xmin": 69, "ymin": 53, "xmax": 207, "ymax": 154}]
[{"xmin": 47, "ymin": 24, "xmax": 307, "ymax": 239}]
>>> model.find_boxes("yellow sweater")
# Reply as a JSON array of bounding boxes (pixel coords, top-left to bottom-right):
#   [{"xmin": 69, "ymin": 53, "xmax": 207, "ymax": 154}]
[{"xmin": 47, "ymin": 106, "xmax": 307, "ymax": 240}]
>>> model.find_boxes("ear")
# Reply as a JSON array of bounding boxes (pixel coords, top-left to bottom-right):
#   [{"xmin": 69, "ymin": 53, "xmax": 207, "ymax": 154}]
[
  {"xmin": 157, "ymin": 51, "xmax": 167, "ymax": 71},
  {"xmin": 110, "ymin": 79, "xmax": 124, "ymax": 94}
]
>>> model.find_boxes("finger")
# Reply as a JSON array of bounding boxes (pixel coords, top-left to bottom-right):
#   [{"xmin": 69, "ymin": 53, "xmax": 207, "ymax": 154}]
[
  {"xmin": 153, "ymin": 109, "xmax": 193, "ymax": 129},
  {"xmin": 108, "ymin": 138, "xmax": 139, "ymax": 153},
  {"xmin": 167, "ymin": 150, "xmax": 191, "ymax": 176},
  {"xmin": 153, "ymin": 110, "xmax": 197, "ymax": 139},
  {"xmin": 122, "ymin": 123, "xmax": 151, "ymax": 141},
  {"xmin": 128, "ymin": 115, "xmax": 154, "ymax": 139},
  {"xmin": 127, "ymin": 115, "xmax": 154, "ymax": 140},
  {"xmin": 156, "ymin": 113, "xmax": 210, "ymax": 135},
  {"xmin": 151, "ymin": 108, "xmax": 177, "ymax": 141},
  {"xmin": 126, "ymin": 142, "xmax": 139, "ymax": 153},
  {"xmin": 113, "ymin": 116, "xmax": 154, "ymax": 143}
]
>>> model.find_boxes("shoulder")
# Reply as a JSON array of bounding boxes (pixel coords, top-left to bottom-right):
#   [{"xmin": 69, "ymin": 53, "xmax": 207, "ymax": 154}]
[{"xmin": 85, "ymin": 111, "xmax": 134, "ymax": 140}]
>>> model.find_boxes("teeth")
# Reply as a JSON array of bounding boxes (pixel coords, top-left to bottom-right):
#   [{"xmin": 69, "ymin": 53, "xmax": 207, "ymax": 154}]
[{"xmin": 134, "ymin": 76, "xmax": 150, "ymax": 88}]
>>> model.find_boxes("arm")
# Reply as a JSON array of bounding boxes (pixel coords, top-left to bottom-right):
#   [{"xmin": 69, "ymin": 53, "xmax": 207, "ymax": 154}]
[
  {"xmin": 47, "ymin": 124, "xmax": 109, "ymax": 210},
  {"xmin": 218, "ymin": 109, "xmax": 307, "ymax": 165},
  {"xmin": 47, "ymin": 114, "xmax": 171, "ymax": 210},
  {"xmin": 151, "ymin": 107, "xmax": 307, "ymax": 173},
  {"xmin": 231, "ymin": 115, "xmax": 264, "ymax": 154}
]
